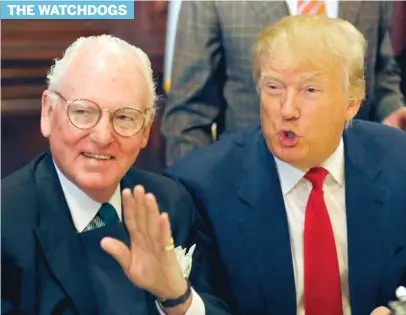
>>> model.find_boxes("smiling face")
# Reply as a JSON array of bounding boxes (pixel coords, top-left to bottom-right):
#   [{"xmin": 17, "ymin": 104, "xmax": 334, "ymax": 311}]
[{"xmin": 41, "ymin": 42, "xmax": 152, "ymax": 202}]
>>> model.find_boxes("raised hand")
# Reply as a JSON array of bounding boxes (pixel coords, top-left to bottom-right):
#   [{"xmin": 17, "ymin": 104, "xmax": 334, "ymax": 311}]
[
  {"xmin": 383, "ymin": 107, "xmax": 406, "ymax": 130},
  {"xmin": 101, "ymin": 185, "xmax": 188, "ymax": 300}
]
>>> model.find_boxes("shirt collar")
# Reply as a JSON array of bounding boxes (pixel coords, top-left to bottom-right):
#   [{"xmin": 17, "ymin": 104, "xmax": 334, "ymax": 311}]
[
  {"xmin": 274, "ymin": 138, "xmax": 345, "ymax": 195},
  {"xmin": 53, "ymin": 161, "xmax": 122, "ymax": 232}
]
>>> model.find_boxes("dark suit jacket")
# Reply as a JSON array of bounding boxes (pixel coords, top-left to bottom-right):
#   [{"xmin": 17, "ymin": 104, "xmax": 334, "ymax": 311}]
[
  {"xmin": 1, "ymin": 152, "xmax": 196, "ymax": 315},
  {"xmin": 162, "ymin": 1, "xmax": 405, "ymax": 166},
  {"xmin": 165, "ymin": 120, "xmax": 406, "ymax": 315}
]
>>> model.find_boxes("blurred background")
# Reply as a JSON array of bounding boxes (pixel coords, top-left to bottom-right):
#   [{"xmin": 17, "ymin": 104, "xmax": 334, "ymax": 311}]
[{"xmin": 1, "ymin": 1, "xmax": 406, "ymax": 178}]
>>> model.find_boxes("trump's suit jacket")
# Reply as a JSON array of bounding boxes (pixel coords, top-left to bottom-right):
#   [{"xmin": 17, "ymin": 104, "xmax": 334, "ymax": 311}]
[
  {"xmin": 1, "ymin": 152, "xmax": 195, "ymax": 315},
  {"xmin": 162, "ymin": 1, "xmax": 405, "ymax": 166},
  {"xmin": 165, "ymin": 120, "xmax": 406, "ymax": 315}
]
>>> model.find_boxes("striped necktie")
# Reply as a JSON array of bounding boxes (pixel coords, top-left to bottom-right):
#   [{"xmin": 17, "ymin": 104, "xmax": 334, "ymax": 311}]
[
  {"xmin": 297, "ymin": 0, "xmax": 326, "ymax": 15},
  {"xmin": 83, "ymin": 203, "xmax": 119, "ymax": 232}
]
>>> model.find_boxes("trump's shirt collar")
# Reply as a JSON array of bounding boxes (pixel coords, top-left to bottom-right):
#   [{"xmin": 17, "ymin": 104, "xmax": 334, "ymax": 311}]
[{"xmin": 274, "ymin": 138, "xmax": 345, "ymax": 195}]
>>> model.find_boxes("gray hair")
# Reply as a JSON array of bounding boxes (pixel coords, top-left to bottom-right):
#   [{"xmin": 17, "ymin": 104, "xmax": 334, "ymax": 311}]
[{"xmin": 46, "ymin": 34, "xmax": 157, "ymax": 123}]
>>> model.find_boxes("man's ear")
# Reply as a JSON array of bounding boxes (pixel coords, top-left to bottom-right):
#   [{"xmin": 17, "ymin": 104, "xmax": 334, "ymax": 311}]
[
  {"xmin": 345, "ymin": 98, "xmax": 362, "ymax": 121},
  {"xmin": 40, "ymin": 90, "xmax": 54, "ymax": 138},
  {"xmin": 345, "ymin": 86, "xmax": 364, "ymax": 121},
  {"xmin": 140, "ymin": 122, "xmax": 152, "ymax": 149}
]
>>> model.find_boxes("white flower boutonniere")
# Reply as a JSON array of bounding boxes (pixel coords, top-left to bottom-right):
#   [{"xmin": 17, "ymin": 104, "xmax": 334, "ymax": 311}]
[
  {"xmin": 389, "ymin": 286, "xmax": 406, "ymax": 314},
  {"xmin": 174, "ymin": 244, "xmax": 196, "ymax": 279},
  {"xmin": 397, "ymin": 286, "xmax": 406, "ymax": 301}
]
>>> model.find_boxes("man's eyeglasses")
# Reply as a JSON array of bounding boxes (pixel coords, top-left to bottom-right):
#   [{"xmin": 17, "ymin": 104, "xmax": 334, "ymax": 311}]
[{"xmin": 50, "ymin": 90, "xmax": 150, "ymax": 137}]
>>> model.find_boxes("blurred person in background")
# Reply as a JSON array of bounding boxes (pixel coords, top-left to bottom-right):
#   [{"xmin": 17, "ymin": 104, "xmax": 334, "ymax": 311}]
[
  {"xmin": 161, "ymin": 0, "xmax": 406, "ymax": 166},
  {"xmin": 390, "ymin": 1, "xmax": 406, "ymax": 100}
]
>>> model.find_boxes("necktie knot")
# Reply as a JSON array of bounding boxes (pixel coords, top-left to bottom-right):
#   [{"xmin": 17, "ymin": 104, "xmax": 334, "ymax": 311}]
[
  {"xmin": 305, "ymin": 167, "xmax": 328, "ymax": 190},
  {"xmin": 98, "ymin": 202, "xmax": 119, "ymax": 226}
]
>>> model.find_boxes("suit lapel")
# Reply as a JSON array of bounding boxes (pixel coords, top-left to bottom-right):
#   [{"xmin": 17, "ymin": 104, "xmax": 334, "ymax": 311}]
[
  {"xmin": 249, "ymin": 1, "xmax": 290, "ymax": 27},
  {"xmin": 344, "ymin": 128, "xmax": 391, "ymax": 314},
  {"xmin": 237, "ymin": 130, "xmax": 296, "ymax": 315},
  {"xmin": 33, "ymin": 153, "xmax": 97, "ymax": 315},
  {"xmin": 339, "ymin": 1, "xmax": 362, "ymax": 25}
]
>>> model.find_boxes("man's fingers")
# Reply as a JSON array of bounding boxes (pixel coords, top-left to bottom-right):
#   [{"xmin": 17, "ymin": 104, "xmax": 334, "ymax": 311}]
[
  {"xmin": 122, "ymin": 188, "xmax": 138, "ymax": 238},
  {"xmin": 101, "ymin": 237, "xmax": 132, "ymax": 272},
  {"xmin": 145, "ymin": 193, "xmax": 161, "ymax": 246},
  {"xmin": 158, "ymin": 212, "xmax": 173, "ymax": 251},
  {"xmin": 400, "ymin": 110, "xmax": 406, "ymax": 130},
  {"xmin": 382, "ymin": 117, "xmax": 396, "ymax": 127},
  {"xmin": 133, "ymin": 185, "xmax": 147, "ymax": 234}
]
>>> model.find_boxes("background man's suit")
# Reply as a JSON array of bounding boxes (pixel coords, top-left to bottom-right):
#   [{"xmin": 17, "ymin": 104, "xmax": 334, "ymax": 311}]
[
  {"xmin": 165, "ymin": 120, "xmax": 406, "ymax": 314},
  {"xmin": 162, "ymin": 1, "xmax": 405, "ymax": 165},
  {"xmin": 1, "ymin": 152, "xmax": 195, "ymax": 315}
]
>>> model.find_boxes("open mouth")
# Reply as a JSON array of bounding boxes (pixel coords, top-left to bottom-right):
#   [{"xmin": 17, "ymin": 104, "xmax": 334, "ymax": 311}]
[
  {"xmin": 82, "ymin": 152, "xmax": 114, "ymax": 161},
  {"xmin": 279, "ymin": 130, "xmax": 299, "ymax": 146},
  {"xmin": 284, "ymin": 131, "xmax": 296, "ymax": 138}
]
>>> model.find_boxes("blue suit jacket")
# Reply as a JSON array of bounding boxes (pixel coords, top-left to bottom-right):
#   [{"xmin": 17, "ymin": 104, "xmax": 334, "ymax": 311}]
[
  {"xmin": 165, "ymin": 120, "xmax": 406, "ymax": 315},
  {"xmin": 1, "ymin": 152, "xmax": 195, "ymax": 315}
]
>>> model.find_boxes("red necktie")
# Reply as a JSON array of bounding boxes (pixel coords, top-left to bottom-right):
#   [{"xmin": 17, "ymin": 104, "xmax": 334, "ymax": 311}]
[{"xmin": 304, "ymin": 167, "xmax": 343, "ymax": 315}]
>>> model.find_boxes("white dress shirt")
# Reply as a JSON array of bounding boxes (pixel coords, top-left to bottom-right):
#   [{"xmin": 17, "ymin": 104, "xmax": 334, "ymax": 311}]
[{"xmin": 54, "ymin": 162, "xmax": 122, "ymax": 232}]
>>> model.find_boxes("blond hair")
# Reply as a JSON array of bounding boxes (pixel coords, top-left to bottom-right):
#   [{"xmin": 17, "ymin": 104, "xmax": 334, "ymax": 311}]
[
  {"xmin": 47, "ymin": 34, "xmax": 157, "ymax": 124},
  {"xmin": 252, "ymin": 15, "xmax": 367, "ymax": 100}
]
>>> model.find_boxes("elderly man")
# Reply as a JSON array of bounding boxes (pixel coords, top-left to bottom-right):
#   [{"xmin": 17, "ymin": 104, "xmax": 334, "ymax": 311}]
[
  {"xmin": 1, "ymin": 35, "xmax": 198, "ymax": 314},
  {"xmin": 107, "ymin": 16, "xmax": 406, "ymax": 315},
  {"xmin": 161, "ymin": 1, "xmax": 406, "ymax": 166}
]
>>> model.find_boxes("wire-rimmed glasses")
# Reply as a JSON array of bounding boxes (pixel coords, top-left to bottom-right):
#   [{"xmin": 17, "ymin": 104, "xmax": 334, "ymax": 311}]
[{"xmin": 50, "ymin": 90, "xmax": 150, "ymax": 137}]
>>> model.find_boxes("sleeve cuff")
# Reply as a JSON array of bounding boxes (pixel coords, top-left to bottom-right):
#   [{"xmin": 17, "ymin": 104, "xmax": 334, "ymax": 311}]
[{"xmin": 155, "ymin": 287, "xmax": 206, "ymax": 315}]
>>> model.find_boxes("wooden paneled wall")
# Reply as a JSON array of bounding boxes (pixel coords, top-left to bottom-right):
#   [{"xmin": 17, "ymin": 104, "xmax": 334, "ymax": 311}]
[{"xmin": 1, "ymin": 2, "xmax": 168, "ymax": 177}]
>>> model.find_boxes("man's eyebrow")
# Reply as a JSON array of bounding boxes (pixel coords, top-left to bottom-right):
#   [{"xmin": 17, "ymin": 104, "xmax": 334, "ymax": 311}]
[
  {"xmin": 297, "ymin": 72, "xmax": 328, "ymax": 84},
  {"xmin": 259, "ymin": 71, "xmax": 329, "ymax": 86},
  {"xmin": 259, "ymin": 72, "xmax": 284, "ymax": 83}
]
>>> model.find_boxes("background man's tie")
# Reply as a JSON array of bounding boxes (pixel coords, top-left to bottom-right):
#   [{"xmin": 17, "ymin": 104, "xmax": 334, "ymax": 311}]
[
  {"xmin": 304, "ymin": 167, "xmax": 343, "ymax": 315},
  {"xmin": 83, "ymin": 203, "xmax": 119, "ymax": 232},
  {"xmin": 297, "ymin": 0, "xmax": 326, "ymax": 15}
]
